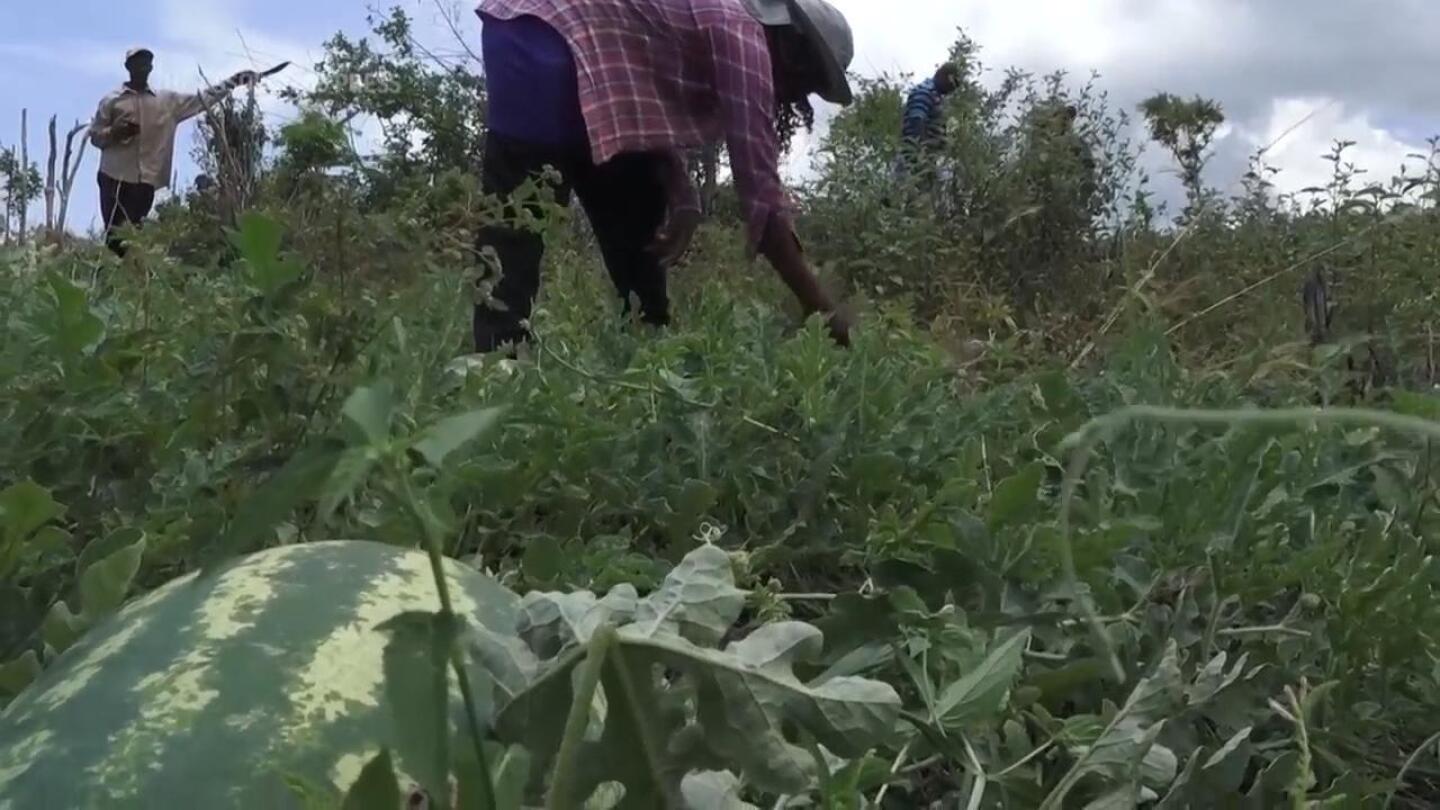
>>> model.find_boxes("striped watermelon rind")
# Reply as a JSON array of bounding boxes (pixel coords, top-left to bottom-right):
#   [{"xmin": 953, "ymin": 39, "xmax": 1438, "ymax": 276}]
[{"xmin": 0, "ymin": 540, "xmax": 519, "ymax": 810}]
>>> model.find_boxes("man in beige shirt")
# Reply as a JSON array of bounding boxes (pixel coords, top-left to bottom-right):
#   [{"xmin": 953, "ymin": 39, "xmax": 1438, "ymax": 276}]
[{"xmin": 89, "ymin": 48, "xmax": 257, "ymax": 256}]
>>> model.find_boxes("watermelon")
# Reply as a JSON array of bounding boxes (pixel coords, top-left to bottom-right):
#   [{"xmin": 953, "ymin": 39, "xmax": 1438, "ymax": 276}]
[{"xmin": 0, "ymin": 541, "xmax": 519, "ymax": 810}]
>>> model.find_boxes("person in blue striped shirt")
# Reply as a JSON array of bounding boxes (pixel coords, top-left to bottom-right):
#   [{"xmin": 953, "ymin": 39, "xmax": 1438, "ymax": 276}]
[{"xmin": 894, "ymin": 63, "xmax": 959, "ymax": 187}]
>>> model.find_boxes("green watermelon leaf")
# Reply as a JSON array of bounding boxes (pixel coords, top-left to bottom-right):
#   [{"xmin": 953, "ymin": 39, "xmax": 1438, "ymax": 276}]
[
  {"xmin": 78, "ymin": 538, "xmax": 146, "ymax": 621},
  {"xmin": 412, "ymin": 407, "xmax": 504, "ymax": 468},
  {"xmin": 521, "ymin": 535, "xmax": 565, "ymax": 584},
  {"xmin": 0, "ymin": 650, "xmax": 42, "ymax": 697},
  {"xmin": 230, "ymin": 213, "xmax": 303, "ymax": 296},
  {"xmin": 0, "ymin": 480, "xmax": 64, "ymax": 577},
  {"xmin": 1390, "ymin": 390, "xmax": 1440, "ymax": 422},
  {"xmin": 341, "ymin": 748, "xmax": 401, "ymax": 810},
  {"xmin": 0, "ymin": 480, "xmax": 63, "ymax": 544},
  {"xmin": 680, "ymin": 770, "xmax": 757, "ymax": 809},
  {"xmin": 381, "ymin": 610, "xmax": 456, "ymax": 809},
  {"xmin": 41, "ymin": 601, "xmax": 86, "ymax": 654},
  {"xmin": 988, "ymin": 463, "xmax": 1045, "ymax": 530},
  {"xmin": 77, "ymin": 527, "xmax": 144, "ymax": 577},
  {"xmin": 631, "ymin": 544, "xmax": 745, "ymax": 646},
  {"xmin": 206, "ymin": 440, "xmax": 345, "ymax": 569},
  {"xmin": 1042, "ymin": 642, "xmax": 1184, "ymax": 809},
  {"xmin": 343, "ymin": 383, "xmax": 397, "ymax": 449},
  {"xmin": 498, "ymin": 544, "xmax": 901, "ymax": 802},
  {"xmin": 674, "ymin": 622, "xmax": 901, "ymax": 794},
  {"xmin": 319, "ymin": 447, "xmax": 378, "ymax": 522},
  {"xmin": 516, "ymin": 585, "xmax": 638, "ymax": 658},
  {"xmin": 934, "ymin": 629, "xmax": 1031, "ymax": 729},
  {"xmin": 43, "ymin": 274, "xmax": 105, "ymax": 358}
]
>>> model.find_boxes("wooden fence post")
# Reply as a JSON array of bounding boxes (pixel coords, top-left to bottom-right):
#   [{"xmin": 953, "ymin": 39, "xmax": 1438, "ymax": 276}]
[
  {"xmin": 18, "ymin": 109, "xmax": 29, "ymax": 243},
  {"xmin": 45, "ymin": 116, "xmax": 58, "ymax": 235}
]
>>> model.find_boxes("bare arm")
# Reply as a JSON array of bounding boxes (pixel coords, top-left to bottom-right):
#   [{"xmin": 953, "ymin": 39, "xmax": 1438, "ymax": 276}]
[
  {"xmin": 170, "ymin": 72, "xmax": 256, "ymax": 122},
  {"xmin": 759, "ymin": 216, "xmax": 850, "ymax": 346}
]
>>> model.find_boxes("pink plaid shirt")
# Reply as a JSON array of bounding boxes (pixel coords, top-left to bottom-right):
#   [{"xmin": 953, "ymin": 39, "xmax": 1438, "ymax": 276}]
[{"xmin": 477, "ymin": 0, "xmax": 790, "ymax": 252}]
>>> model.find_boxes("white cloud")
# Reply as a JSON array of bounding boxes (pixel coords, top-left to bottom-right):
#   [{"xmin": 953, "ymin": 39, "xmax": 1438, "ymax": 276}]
[
  {"xmin": 1235, "ymin": 97, "xmax": 1426, "ymax": 198},
  {"xmin": 802, "ymin": 0, "xmax": 1436, "ymax": 210}
]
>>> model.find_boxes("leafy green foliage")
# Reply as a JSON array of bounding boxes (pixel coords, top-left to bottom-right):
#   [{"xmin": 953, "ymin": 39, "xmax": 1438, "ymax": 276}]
[
  {"xmin": 494, "ymin": 544, "xmax": 901, "ymax": 804},
  {"xmin": 6, "ymin": 14, "xmax": 1440, "ymax": 807},
  {"xmin": 342, "ymin": 750, "xmax": 402, "ymax": 810}
]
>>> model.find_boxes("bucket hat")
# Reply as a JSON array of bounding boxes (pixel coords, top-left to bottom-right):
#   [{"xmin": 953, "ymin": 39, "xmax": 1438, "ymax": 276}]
[{"xmin": 740, "ymin": 0, "xmax": 854, "ymax": 105}]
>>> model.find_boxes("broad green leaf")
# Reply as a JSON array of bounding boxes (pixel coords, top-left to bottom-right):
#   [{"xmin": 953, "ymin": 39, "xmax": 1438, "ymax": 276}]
[
  {"xmin": 0, "ymin": 650, "xmax": 41, "ymax": 696},
  {"xmin": 341, "ymin": 749, "xmax": 402, "ymax": 810},
  {"xmin": 76, "ymin": 527, "xmax": 143, "ymax": 576},
  {"xmin": 231, "ymin": 211, "xmax": 283, "ymax": 265},
  {"xmin": 934, "ymin": 629, "xmax": 1030, "ymax": 729},
  {"xmin": 0, "ymin": 480, "xmax": 63, "ymax": 549},
  {"xmin": 1198, "ymin": 726, "xmax": 1253, "ymax": 793},
  {"xmin": 517, "ymin": 585, "xmax": 638, "ymax": 657},
  {"xmin": 632, "ymin": 544, "xmax": 745, "ymax": 645},
  {"xmin": 1391, "ymin": 390, "xmax": 1440, "ymax": 422},
  {"xmin": 41, "ymin": 601, "xmax": 85, "ymax": 654},
  {"xmin": 412, "ymin": 408, "xmax": 504, "ymax": 468},
  {"xmin": 671, "ymin": 621, "xmax": 901, "ymax": 794},
  {"xmin": 78, "ymin": 538, "xmax": 145, "ymax": 620},
  {"xmin": 681, "ymin": 770, "xmax": 758, "ymax": 810},
  {"xmin": 1185, "ymin": 652, "xmax": 1247, "ymax": 707},
  {"xmin": 206, "ymin": 441, "xmax": 344, "ymax": 568},
  {"xmin": 380, "ymin": 611, "xmax": 455, "ymax": 808},
  {"xmin": 0, "ymin": 585, "xmax": 39, "ymax": 653},
  {"xmin": 849, "ymin": 452, "xmax": 905, "ymax": 494},
  {"xmin": 1154, "ymin": 751, "xmax": 1201, "ymax": 810},
  {"xmin": 666, "ymin": 479, "xmax": 719, "ymax": 533},
  {"xmin": 319, "ymin": 447, "xmax": 378, "ymax": 522},
  {"xmin": 1045, "ymin": 643, "xmax": 1183, "ymax": 809},
  {"xmin": 521, "ymin": 535, "xmax": 565, "ymax": 584},
  {"xmin": 343, "ymin": 383, "xmax": 397, "ymax": 449},
  {"xmin": 44, "ymin": 274, "xmax": 104, "ymax": 358},
  {"xmin": 499, "ymin": 566, "xmax": 900, "ymax": 802},
  {"xmin": 231, "ymin": 213, "xmax": 303, "ymax": 295},
  {"xmin": 464, "ymin": 625, "xmax": 541, "ymax": 706},
  {"xmin": 1140, "ymin": 743, "xmax": 1178, "ymax": 788},
  {"xmin": 456, "ymin": 742, "xmax": 531, "ymax": 810},
  {"xmin": 1037, "ymin": 371, "xmax": 1087, "ymax": 419},
  {"xmin": 584, "ymin": 783, "xmax": 627, "ymax": 809},
  {"xmin": 491, "ymin": 744, "xmax": 531, "ymax": 810},
  {"xmin": 988, "ymin": 463, "xmax": 1044, "ymax": 530}
]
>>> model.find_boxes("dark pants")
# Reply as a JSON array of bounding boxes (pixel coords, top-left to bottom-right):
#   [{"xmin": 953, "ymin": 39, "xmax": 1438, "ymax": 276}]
[
  {"xmin": 98, "ymin": 171, "xmax": 156, "ymax": 257},
  {"xmin": 473, "ymin": 131, "xmax": 669, "ymax": 353}
]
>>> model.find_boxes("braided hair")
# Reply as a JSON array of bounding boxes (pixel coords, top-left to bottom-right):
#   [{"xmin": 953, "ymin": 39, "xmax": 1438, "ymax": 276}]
[{"xmin": 775, "ymin": 96, "xmax": 815, "ymax": 154}]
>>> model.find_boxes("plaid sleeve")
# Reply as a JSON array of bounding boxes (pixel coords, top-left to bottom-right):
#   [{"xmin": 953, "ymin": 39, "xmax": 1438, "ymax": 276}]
[{"xmin": 705, "ymin": 19, "xmax": 791, "ymax": 255}]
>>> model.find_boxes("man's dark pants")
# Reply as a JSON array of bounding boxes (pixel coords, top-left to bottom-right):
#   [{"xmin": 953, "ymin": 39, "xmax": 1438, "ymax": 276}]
[
  {"xmin": 473, "ymin": 131, "xmax": 670, "ymax": 353},
  {"xmin": 98, "ymin": 171, "xmax": 156, "ymax": 257}
]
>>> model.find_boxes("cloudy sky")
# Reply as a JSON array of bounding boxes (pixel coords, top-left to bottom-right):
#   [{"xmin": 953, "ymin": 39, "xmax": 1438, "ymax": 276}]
[{"xmin": 4, "ymin": 0, "xmax": 1440, "ymax": 233}]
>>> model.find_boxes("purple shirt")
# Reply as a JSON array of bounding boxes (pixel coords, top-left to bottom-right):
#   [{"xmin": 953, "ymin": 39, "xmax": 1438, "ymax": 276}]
[{"xmin": 480, "ymin": 12, "xmax": 589, "ymax": 147}]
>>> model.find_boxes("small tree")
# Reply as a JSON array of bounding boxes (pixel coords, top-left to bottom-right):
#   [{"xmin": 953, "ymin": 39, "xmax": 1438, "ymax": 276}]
[
  {"xmin": 1138, "ymin": 92, "xmax": 1225, "ymax": 208},
  {"xmin": 193, "ymin": 86, "xmax": 267, "ymax": 226},
  {"xmin": 0, "ymin": 144, "xmax": 42, "ymax": 244},
  {"xmin": 45, "ymin": 116, "xmax": 90, "ymax": 241},
  {"xmin": 285, "ymin": 6, "xmax": 487, "ymax": 198}
]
